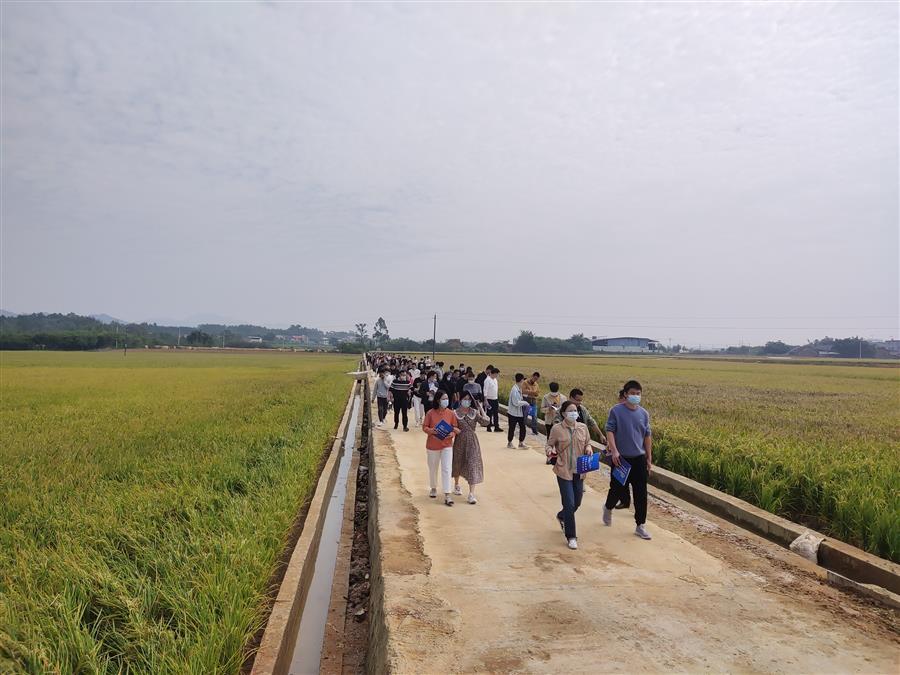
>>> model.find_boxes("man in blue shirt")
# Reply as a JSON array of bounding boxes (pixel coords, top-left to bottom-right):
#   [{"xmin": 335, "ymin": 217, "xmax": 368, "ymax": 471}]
[{"xmin": 602, "ymin": 380, "xmax": 653, "ymax": 540}]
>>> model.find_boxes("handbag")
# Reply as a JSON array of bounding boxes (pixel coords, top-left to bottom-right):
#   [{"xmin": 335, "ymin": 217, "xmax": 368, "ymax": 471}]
[{"xmin": 576, "ymin": 452, "xmax": 601, "ymax": 474}]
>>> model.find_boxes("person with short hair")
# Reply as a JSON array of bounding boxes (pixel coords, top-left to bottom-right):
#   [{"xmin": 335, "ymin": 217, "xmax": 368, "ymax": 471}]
[
  {"xmin": 389, "ymin": 370, "xmax": 412, "ymax": 431},
  {"xmin": 483, "ymin": 368, "xmax": 502, "ymax": 432},
  {"xmin": 603, "ymin": 380, "xmax": 653, "ymax": 540},
  {"xmin": 506, "ymin": 373, "xmax": 530, "ymax": 449},
  {"xmin": 423, "ymin": 390, "xmax": 460, "ymax": 506},
  {"xmin": 546, "ymin": 400, "xmax": 593, "ymax": 550},
  {"xmin": 462, "ymin": 371, "xmax": 482, "ymax": 404},
  {"xmin": 521, "ymin": 371, "xmax": 541, "ymax": 435},
  {"xmin": 541, "ymin": 381, "xmax": 566, "ymax": 442},
  {"xmin": 568, "ymin": 388, "xmax": 608, "ymax": 445},
  {"xmin": 475, "ymin": 364, "xmax": 493, "ymax": 390},
  {"xmin": 372, "ymin": 369, "xmax": 390, "ymax": 427}
]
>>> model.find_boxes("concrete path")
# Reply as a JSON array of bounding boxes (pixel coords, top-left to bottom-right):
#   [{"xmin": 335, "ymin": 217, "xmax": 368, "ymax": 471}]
[{"xmin": 370, "ymin": 419, "xmax": 899, "ymax": 674}]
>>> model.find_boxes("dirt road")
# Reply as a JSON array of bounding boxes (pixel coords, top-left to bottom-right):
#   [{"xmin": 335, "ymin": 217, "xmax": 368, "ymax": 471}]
[{"xmin": 370, "ymin": 419, "xmax": 898, "ymax": 673}]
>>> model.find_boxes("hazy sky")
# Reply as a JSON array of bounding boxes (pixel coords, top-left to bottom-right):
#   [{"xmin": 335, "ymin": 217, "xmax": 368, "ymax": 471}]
[{"xmin": 2, "ymin": 1, "xmax": 898, "ymax": 346}]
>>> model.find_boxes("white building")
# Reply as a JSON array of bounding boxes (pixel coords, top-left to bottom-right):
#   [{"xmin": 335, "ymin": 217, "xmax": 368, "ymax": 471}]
[{"xmin": 591, "ymin": 337, "xmax": 661, "ymax": 353}]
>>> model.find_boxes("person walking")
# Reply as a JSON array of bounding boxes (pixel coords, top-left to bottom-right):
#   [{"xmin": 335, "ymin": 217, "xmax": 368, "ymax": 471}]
[
  {"xmin": 507, "ymin": 373, "xmax": 530, "ymax": 449},
  {"xmin": 568, "ymin": 388, "xmax": 608, "ymax": 445},
  {"xmin": 389, "ymin": 370, "xmax": 412, "ymax": 431},
  {"xmin": 373, "ymin": 369, "xmax": 390, "ymax": 427},
  {"xmin": 602, "ymin": 380, "xmax": 653, "ymax": 540},
  {"xmin": 411, "ymin": 371, "xmax": 426, "ymax": 426},
  {"xmin": 546, "ymin": 400, "xmax": 593, "ymax": 550},
  {"xmin": 423, "ymin": 390, "xmax": 459, "ymax": 506},
  {"xmin": 451, "ymin": 392, "xmax": 488, "ymax": 504},
  {"xmin": 483, "ymin": 367, "xmax": 502, "ymax": 432},
  {"xmin": 521, "ymin": 372, "xmax": 541, "ymax": 435},
  {"xmin": 475, "ymin": 363, "xmax": 493, "ymax": 390},
  {"xmin": 611, "ymin": 388, "xmax": 630, "ymax": 509},
  {"xmin": 540, "ymin": 381, "xmax": 566, "ymax": 441},
  {"xmin": 462, "ymin": 371, "xmax": 482, "ymax": 405}
]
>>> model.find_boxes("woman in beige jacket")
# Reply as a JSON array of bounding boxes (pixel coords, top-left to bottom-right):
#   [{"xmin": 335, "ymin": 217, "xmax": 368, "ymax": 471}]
[{"xmin": 546, "ymin": 400, "xmax": 594, "ymax": 550}]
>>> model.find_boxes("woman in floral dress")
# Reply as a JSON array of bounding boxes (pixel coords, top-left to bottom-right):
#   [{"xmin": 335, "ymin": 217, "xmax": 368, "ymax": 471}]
[{"xmin": 452, "ymin": 392, "xmax": 488, "ymax": 504}]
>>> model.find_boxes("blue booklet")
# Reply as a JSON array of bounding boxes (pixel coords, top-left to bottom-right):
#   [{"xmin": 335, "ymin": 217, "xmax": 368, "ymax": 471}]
[
  {"xmin": 434, "ymin": 419, "xmax": 453, "ymax": 440},
  {"xmin": 612, "ymin": 458, "xmax": 632, "ymax": 485},
  {"xmin": 576, "ymin": 452, "xmax": 601, "ymax": 474}
]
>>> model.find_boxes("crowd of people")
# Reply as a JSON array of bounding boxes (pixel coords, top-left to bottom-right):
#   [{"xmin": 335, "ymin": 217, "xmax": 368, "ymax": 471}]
[{"xmin": 366, "ymin": 352, "xmax": 653, "ymax": 550}]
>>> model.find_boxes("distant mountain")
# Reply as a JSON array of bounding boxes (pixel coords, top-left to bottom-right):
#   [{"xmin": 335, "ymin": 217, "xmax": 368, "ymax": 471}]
[
  {"xmin": 90, "ymin": 313, "xmax": 127, "ymax": 324},
  {"xmin": 143, "ymin": 313, "xmax": 243, "ymax": 327},
  {"xmin": 0, "ymin": 309, "xmax": 17, "ymax": 317}
]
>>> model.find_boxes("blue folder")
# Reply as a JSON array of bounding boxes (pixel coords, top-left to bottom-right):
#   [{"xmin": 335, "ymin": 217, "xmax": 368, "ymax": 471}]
[
  {"xmin": 612, "ymin": 458, "xmax": 632, "ymax": 485},
  {"xmin": 576, "ymin": 452, "xmax": 601, "ymax": 474},
  {"xmin": 434, "ymin": 419, "xmax": 453, "ymax": 440}
]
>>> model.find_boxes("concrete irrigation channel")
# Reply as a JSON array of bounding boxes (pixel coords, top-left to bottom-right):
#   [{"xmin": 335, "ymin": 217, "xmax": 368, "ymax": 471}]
[{"xmin": 251, "ymin": 370, "xmax": 899, "ymax": 674}]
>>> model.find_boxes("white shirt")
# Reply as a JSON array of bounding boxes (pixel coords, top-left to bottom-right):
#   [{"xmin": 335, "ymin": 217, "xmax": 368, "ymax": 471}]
[{"xmin": 483, "ymin": 376, "xmax": 499, "ymax": 400}]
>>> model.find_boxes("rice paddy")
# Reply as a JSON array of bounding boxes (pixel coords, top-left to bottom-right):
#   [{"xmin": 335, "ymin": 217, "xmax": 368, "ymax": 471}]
[{"xmin": 0, "ymin": 350, "xmax": 355, "ymax": 673}]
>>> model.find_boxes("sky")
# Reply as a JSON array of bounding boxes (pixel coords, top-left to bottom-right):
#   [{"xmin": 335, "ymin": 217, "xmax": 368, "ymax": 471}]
[{"xmin": 1, "ymin": 1, "xmax": 898, "ymax": 347}]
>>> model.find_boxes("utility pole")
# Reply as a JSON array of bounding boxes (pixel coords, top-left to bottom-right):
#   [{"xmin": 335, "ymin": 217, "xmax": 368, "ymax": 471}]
[
  {"xmin": 123, "ymin": 325, "xmax": 127, "ymax": 357},
  {"xmin": 115, "ymin": 324, "xmax": 119, "ymax": 350},
  {"xmin": 177, "ymin": 327, "xmax": 181, "ymax": 347},
  {"xmin": 432, "ymin": 314, "xmax": 437, "ymax": 363}
]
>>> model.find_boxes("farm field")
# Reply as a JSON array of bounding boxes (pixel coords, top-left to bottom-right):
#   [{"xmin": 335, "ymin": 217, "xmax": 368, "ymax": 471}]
[
  {"xmin": 0, "ymin": 350, "xmax": 355, "ymax": 673},
  {"xmin": 432, "ymin": 353, "xmax": 900, "ymax": 562}
]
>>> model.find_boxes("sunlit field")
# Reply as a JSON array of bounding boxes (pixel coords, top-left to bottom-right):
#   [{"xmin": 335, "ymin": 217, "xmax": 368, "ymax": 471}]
[
  {"xmin": 0, "ymin": 351, "xmax": 355, "ymax": 673},
  {"xmin": 430, "ymin": 353, "xmax": 900, "ymax": 562}
]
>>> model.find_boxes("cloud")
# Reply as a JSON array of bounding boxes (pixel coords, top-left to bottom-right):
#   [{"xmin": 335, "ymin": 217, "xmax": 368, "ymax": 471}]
[{"xmin": 1, "ymin": 1, "xmax": 897, "ymax": 344}]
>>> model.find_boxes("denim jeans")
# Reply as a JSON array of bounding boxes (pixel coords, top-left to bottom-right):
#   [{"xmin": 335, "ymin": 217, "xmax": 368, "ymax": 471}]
[{"xmin": 557, "ymin": 474, "xmax": 585, "ymax": 539}]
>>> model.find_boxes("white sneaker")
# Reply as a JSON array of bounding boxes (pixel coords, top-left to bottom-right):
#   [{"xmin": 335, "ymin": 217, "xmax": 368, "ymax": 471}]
[
  {"xmin": 602, "ymin": 506, "xmax": 612, "ymax": 526},
  {"xmin": 429, "ymin": 488, "xmax": 437, "ymax": 498},
  {"xmin": 467, "ymin": 494, "xmax": 477, "ymax": 505},
  {"xmin": 635, "ymin": 524, "xmax": 652, "ymax": 540},
  {"xmin": 567, "ymin": 538, "xmax": 578, "ymax": 550},
  {"xmin": 453, "ymin": 485, "xmax": 463, "ymax": 496},
  {"xmin": 506, "ymin": 442, "xmax": 515, "ymax": 449},
  {"xmin": 518, "ymin": 442, "xmax": 530, "ymax": 449},
  {"xmin": 377, "ymin": 421, "xmax": 384, "ymax": 428}
]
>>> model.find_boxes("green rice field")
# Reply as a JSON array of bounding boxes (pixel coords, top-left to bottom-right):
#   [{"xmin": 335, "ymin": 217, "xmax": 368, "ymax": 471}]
[{"xmin": 0, "ymin": 350, "xmax": 355, "ymax": 673}]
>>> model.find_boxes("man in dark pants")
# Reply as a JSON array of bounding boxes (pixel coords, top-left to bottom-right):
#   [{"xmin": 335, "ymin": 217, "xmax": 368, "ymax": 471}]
[
  {"xmin": 483, "ymin": 367, "xmax": 503, "ymax": 432},
  {"xmin": 602, "ymin": 380, "xmax": 653, "ymax": 540}
]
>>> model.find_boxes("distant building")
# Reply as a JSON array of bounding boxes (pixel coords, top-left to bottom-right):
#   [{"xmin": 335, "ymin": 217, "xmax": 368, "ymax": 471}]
[
  {"xmin": 591, "ymin": 337, "xmax": 660, "ymax": 353},
  {"xmin": 247, "ymin": 336, "xmax": 263, "ymax": 343},
  {"xmin": 876, "ymin": 339, "xmax": 900, "ymax": 355},
  {"xmin": 289, "ymin": 335, "xmax": 308, "ymax": 343}
]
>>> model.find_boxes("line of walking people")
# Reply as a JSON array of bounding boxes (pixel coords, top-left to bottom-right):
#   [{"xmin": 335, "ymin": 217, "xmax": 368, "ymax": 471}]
[{"xmin": 366, "ymin": 353, "xmax": 653, "ymax": 550}]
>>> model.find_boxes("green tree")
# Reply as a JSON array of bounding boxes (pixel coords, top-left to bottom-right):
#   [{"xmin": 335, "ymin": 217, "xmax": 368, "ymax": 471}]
[
  {"xmin": 186, "ymin": 330, "xmax": 213, "ymax": 346},
  {"xmin": 354, "ymin": 323, "xmax": 368, "ymax": 347},
  {"xmin": 513, "ymin": 330, "xmax": 538, "ymax": 353},
  {"xmin": 763, "ymin": 341, "xmax": 791, "ymax": 355},
  {"xmin": 831, "ymin": 337, "xmax": 875, "ymax": 358},
  {"xmin": 372, "ymin": 317, "xmax": 389, "ymax": 347}
]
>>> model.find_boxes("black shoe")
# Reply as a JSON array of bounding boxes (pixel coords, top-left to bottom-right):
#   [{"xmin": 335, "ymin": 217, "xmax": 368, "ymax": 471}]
[
  {"xmin": 614, "ymin": 502, "xmax": 630, "ymax": 510},
  {"xmin": 403, "ymin": 427, "xmax": 409, "ymax": 432},
  {"xmin": 394, "ymin": 424, "xmax": 398, "ymax": 430},
  {"xmin": 494, "ymin": 428, "xmax": 504, "ymax": 433}
]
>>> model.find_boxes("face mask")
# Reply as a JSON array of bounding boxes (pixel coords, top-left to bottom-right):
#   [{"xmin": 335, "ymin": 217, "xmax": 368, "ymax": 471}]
[
  {"xmin": 627, "ymin": 394, "xmax": 641, "ymax": 405},
  {"xmin": 460, "ymin": 399, "xmax": 471, "ymax": 408},
  {"xmin": 439, "ymin": 398, "xmax": 450, "ymax": 409},
  {"xmin": 565, "ymin": 411, "xmax": 579, "ymax": 422}
]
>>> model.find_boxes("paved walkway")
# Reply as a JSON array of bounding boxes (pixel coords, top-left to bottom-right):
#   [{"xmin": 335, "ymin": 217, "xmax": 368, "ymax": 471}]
[{"xmin": 370, "ymin": 417, "xmax": 899, "ymax": 673}]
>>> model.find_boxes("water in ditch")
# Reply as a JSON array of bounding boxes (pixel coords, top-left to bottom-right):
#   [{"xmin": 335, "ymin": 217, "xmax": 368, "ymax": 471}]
[{"xmin": 289, "ymin": 393, "xmax": 361, "ymax": 675}]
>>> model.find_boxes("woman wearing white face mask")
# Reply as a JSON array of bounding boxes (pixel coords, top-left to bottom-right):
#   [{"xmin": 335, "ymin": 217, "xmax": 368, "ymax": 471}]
[
  {"xmin": 451, "ymin": 393, "xmax": 489, "ymax": 504},
  {"xmin": 422, "ymin": 390, "xmax": 460, "ymax": 506},
  {"xmin": 546, "ymin": 400, "xmax": 593, "ymax": 550}
]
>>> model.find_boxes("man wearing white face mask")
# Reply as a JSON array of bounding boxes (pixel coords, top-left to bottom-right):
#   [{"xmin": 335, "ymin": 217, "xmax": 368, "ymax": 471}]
[{"xmin": 603, "ymin": 380, "xmax": 653, "ymax": 540}]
